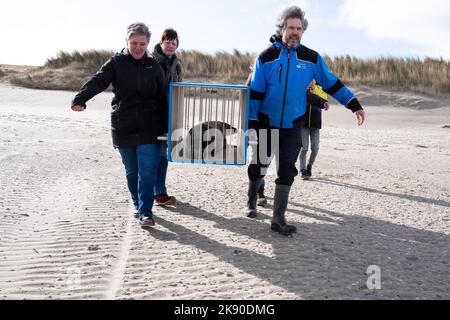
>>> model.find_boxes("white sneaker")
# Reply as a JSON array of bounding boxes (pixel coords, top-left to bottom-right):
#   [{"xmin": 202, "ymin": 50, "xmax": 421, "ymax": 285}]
[
  {"xmin": 257, "ymin": 197, "xmax": 268, "ymax": 207},
  {"xmin": 140, "ymin": 216, "xmax": 155, "ymax": 228}
]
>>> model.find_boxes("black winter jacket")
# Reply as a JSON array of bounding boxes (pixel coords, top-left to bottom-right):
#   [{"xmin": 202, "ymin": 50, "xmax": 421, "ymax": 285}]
[
  {"xmin": 72, "ymin": 49, "xmax": 168, "ymax": 148},
  {"xmin": 303, "ymin": 92, "xmax": 328, "ymax": 129}
]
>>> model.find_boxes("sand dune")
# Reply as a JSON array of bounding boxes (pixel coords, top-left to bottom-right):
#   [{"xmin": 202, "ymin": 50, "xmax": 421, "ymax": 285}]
[{"xmin": 0, "ymin": 84, "xmax": 449, "ymax": 300}]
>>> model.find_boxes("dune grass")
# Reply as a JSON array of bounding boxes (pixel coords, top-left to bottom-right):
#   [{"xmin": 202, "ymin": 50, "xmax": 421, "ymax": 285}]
[
  {"xmin": 324, "ymin": 55, "xmax": 449, "ymax": 95},
  {"xmin": 177, "ymin": 49, "xmax": 255, "ymax": 82},
  {"xmin": 8, "ymin": 50, "xmax": 115, "ymax": 91},
  {"xmin": 5, "ymin": 49, "xmax": 449, "ymax": 95}
]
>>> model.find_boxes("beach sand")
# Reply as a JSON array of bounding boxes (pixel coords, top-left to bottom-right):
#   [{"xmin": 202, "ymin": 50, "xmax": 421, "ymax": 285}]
[{"xmin": 0, "ymin": 84, "xmax": 449, "ymax": 300}]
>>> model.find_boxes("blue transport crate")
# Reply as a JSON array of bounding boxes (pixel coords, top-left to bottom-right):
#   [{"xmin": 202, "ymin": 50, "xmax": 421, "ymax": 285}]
[{"xmin": 167, "ymin": 82, "xmax": 250, "ymax": 166}]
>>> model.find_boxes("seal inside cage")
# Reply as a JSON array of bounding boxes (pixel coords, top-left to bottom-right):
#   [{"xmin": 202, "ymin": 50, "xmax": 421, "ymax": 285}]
[{"xmin": 168, "ymin": 83, "xmax": 249, "ymax": 165}]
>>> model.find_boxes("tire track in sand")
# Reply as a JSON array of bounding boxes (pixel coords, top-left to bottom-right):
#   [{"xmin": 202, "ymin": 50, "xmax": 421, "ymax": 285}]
[{"xmin": 0, "ymin": 110, "xmax": 134, "ymax": 299}]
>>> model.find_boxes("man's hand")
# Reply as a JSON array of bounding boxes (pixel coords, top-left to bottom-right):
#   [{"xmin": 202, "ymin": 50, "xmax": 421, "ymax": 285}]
[
  {"xmin": 248, "ymin": 129, "xmax": 258, "ymax": 145},
  {"xmin": 323, "ymin": 102, "xmax": 330, "ymax": 111},
  {"xmin": 355, "ymin": 110, "xmax": 365, "ymax": 126},
  {"xmin": 72, "ymin": 105, "xmax": 86, "ymax": 112}
]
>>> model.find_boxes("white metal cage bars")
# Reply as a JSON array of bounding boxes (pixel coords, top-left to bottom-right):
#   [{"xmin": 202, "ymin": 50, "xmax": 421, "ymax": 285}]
[{"xmin": 169, "ymin": 83, "xmax": 249, "ymax": 165}]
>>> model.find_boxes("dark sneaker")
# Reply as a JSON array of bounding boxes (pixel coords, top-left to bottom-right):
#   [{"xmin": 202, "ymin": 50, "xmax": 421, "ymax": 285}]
[
  {"xmin": 246, "ymin": 208, "xmax": 258, "ymax": 219},
  {"xmin": 301, "ymin": 169, "xmax": 309, "ymax": 180},
  {"xmin": 306, "ymin": 165, "xmax": 313, "ymax": 178},
  {"xmin": 257, "ymin": 196, "xmax": 268, "ymax": 207},
  {"xmin": 271, "ymin": 223, "xmax": 297, "ymax": 236},
  {"xmin": 155, "ymin": 194, "xmax": 177, "ymax": 206},
  {"xmin": 140, "ymin": 216, "xmax": 155, "ymax": 229}
]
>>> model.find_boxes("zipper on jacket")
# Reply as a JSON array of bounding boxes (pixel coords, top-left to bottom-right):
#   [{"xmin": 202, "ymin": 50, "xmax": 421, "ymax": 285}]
[
  {"xmin": 279, "ymin": 64, "xmax": 283, "ymax": 83},
  {"xmin": 137, "ymin": 63, "xmax": 142, "ymax": 92},
  {"xmin": 280, "ymin": 51, "xmax": 291, "ymax": 128},
  {"xmin": 136, "ymin": 63, "xmax": 142, "ymax": 144},
  {"xmin": 308, "ymin": 104, "xmax": 312, "ymax": 129}
]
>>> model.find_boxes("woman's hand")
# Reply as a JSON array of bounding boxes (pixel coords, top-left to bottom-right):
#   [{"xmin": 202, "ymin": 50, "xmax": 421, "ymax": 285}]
[{"xmin": 72, "ymin": 105, "xmax": 86, "ymax": 112}]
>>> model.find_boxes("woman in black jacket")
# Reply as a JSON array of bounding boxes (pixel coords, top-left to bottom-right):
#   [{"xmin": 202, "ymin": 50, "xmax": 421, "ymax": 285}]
[
  {"xmin": 71, "ymin": 23, "xmax": 167, "ymax": 228},
  {"xmin": 151, "ymin": 28, "xmax": 182, "ymax": 206}
]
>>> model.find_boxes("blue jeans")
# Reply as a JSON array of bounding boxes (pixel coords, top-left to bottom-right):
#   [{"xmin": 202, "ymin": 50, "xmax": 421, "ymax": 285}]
[
  {"xmin": 154, "ymin": 141, "xmax": 168, "ymax": 196},
  {"xmin": 118, "ymin": 144, "xmax": 160, "ymax": 219}
]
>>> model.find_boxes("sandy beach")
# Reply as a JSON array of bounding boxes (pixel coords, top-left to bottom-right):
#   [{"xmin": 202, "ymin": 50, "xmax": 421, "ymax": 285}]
[{"xmin": 0, "ymin": 83, "xmax": 449, "ymax": 300}]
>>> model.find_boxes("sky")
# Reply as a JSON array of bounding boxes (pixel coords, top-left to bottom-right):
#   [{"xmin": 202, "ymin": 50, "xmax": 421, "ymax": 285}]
[{"xmin": 1, "ymin": 0, "xmax": 449, "ymax": 66}]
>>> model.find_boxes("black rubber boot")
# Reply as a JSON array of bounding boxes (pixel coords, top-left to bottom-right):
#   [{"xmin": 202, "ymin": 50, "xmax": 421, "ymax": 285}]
[
  {"xmin": 271, "ymin": 184, "xmax": 297, "ymax": 236},
  {"xmin": 306, "ymin": 164, "xmax": 313, "ymax": 178},
  {"xmin": 301, "ymin": 169, "xmax": 309, "ymax": 180},
  {"xmin": 246, "ymin": 178, "xmax": 262, "ymax": 218}
]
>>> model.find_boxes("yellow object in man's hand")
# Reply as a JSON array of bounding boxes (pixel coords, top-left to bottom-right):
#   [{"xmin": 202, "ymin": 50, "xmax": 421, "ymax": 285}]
[{"xmin": 310, "ymin": 85, "xmax": 328, "ymax": 101}]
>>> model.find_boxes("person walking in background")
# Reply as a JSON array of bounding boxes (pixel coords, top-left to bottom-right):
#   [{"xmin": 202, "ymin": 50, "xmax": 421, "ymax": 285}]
[
  {"xmin": 246, "ymin": 6, "xmax": 365, "ymax": 236},
  {"xmin": 152, "ymin": 28, "xmax": 182, "ymax": 206},
  {"xmin": 71, "ymin": 23, "xmax": 167, "ymax": 228},
  {"xmin": 300, "ymin": 81, "xmax": 330, "ymax": 180}
]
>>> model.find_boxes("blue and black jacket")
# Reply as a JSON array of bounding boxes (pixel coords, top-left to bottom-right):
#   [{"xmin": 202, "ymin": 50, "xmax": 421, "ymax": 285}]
[{"xmin": 249, "ymin": 35, "xmax": 363, "ymax": 129}]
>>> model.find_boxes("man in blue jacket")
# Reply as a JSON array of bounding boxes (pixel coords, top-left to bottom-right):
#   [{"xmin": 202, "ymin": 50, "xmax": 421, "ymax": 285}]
[{"xmin": 246, "ymin": 6, "xmax": 365, "ymax": 236}]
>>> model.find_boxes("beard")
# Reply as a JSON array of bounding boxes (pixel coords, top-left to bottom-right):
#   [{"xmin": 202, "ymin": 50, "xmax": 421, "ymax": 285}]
[{"xmin": 283, "ymin": 35, "xmax": 300, "ymax": 48}]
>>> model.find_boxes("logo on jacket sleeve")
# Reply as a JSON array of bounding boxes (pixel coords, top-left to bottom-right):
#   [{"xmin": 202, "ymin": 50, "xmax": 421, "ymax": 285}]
[{"xmin": 296, "ymin": 63, "xmax": 307, "ymax": 70}]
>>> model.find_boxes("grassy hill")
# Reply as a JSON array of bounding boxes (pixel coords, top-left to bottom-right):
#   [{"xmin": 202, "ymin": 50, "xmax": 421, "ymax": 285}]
[{"xmin": 1, "ymin": 49, "xmax": 449, "ymax": 96}]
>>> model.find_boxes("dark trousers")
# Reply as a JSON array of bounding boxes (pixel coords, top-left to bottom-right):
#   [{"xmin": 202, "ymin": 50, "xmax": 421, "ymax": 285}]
[{"xmin": 248, "ymin": 128, "xmax": 302, "ymax": 186}]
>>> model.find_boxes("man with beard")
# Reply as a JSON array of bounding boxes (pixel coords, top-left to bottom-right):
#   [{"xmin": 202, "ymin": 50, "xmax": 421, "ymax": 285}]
[{"xmin": 246, "ymin": 6, "xmax": 366, "ymax": 236}]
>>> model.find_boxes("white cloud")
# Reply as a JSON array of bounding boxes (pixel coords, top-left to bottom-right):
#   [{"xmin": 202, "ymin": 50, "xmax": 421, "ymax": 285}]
[{"xmin": 338, "ymin": 0, "xmax": 450, "ymax": 58}]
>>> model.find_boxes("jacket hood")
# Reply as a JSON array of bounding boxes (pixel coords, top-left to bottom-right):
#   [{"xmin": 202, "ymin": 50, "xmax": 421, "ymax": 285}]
[
  {"xmin": 153, "ymin": 43, "xmax": 164, "ymax": 56},
  {"xmin": 270, "ymin": 34, "xmax": 302, "ymax": 50},
  {"xmin": 153, "ymin": 44, "xmax": 178, "ymax": 63},
  {"xmin": 153, "ymin": 43, "xmax": 178, "ymax": 66},
  {"xmin": 119, "ymin": 48, "xmax": 151, "ymax": 63}
]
